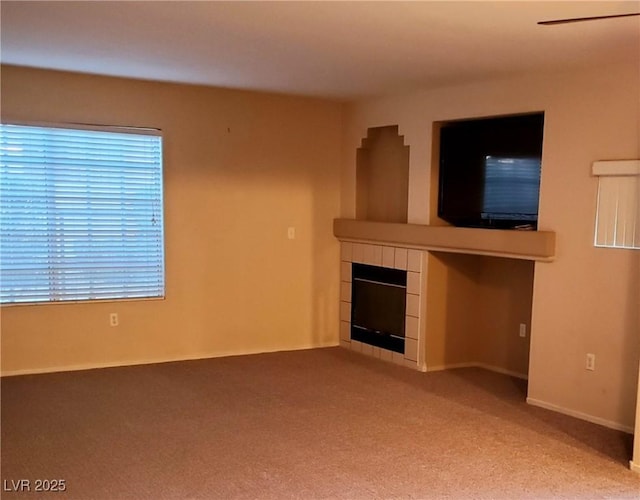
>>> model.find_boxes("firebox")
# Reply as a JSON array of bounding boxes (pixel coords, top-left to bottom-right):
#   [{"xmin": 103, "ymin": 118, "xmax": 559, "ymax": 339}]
[{"xmin": 351, "ymin": 263, "xmax": 407, "ymax": 354}]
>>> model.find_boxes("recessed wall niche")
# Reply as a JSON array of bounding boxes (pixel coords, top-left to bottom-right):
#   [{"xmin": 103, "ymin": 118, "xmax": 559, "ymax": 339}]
[{"xmin": 356, "ymin": 125, "xmax": 409, "ymax": 223}]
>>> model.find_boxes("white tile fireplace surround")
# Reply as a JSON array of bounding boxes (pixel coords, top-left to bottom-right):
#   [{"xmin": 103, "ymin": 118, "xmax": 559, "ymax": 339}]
[{"xmin": 339, "ymin": 242, "xmax": 426, "ymax": 371}]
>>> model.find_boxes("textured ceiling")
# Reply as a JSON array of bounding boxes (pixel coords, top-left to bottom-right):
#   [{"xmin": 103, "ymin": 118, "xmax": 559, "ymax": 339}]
[{"xmin": 1, "ymin": 1, "xmax": 639, "ymax": 100}]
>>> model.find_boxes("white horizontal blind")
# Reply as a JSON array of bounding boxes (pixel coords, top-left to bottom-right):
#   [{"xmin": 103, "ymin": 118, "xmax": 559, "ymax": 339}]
[
  {"xmin": 0, "ymin": 123, "xmax": 165, "ymax": 303},
  {"xmin": 483, "ymin": 156, "xmax": 541, "ymax": 220},
  {"xmin": 593, "ymin": 160, "xmax": 640, "ymax": 250}
]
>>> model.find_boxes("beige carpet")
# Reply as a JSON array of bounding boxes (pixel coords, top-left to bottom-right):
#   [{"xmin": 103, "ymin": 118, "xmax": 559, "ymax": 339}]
[{"xmin": 1, "ymin": 347, "xmax": 639, "ymax": 499}]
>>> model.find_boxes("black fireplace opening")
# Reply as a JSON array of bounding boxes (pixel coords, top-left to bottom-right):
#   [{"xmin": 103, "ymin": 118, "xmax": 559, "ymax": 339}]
[{"xmin": 351, "ymin": 263, "xmax": 406, "ymax": 354}]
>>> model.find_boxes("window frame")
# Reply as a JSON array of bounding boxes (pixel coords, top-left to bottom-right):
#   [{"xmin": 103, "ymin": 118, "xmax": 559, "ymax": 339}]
[
  {"xmin": 592, "ymin": 159, "xmax": 640, "ymax": 251},
  {"xmin": 0, "ymin": 120, "xmax": 167, "ymax": 306}
]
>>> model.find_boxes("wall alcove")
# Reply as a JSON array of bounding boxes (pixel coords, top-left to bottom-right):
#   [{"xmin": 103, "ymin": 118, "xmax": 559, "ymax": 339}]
[
  {"xmin": 338, "ymin": 116, "xmax": 555, "ymax": 379},
  {"xmin": 356, "ymin": 125, "xmax": 409, "ymax": 223}
]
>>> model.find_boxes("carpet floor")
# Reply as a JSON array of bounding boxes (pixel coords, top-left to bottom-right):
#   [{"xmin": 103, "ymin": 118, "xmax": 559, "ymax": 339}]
[{"xmin": 1, "ymin": 347, "xmax": 639, "ymax": 499}]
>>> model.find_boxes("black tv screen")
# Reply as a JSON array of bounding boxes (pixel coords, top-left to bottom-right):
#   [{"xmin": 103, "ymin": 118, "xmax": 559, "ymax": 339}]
[{"xmin": 438, "ymin": 113, "xmax": 544, "ymax": 229}]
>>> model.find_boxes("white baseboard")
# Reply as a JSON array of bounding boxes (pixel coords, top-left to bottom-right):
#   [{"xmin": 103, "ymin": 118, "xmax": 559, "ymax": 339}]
[
  {"xmin": 426, "ymin": 362, "xmax": 528, "ymax": 380},
  {"xmin": 7, "ymin": 348, "xmax": 633, "ymax": 438},
  {"xmin": 427, "ymin": 362, "xmax": 477, "ymax": 372},
  {"xmin": 0, "ymin": 341, "xmax": 340, "ymax": 377},
  {"xmin": 526, "ymin": 397, "xmax": 634, "ymax": 434},
  {"xmin": 630, "ymin": 461, "xmax": 640, "ymax": 473},
  {"xmin": 476, "ymin": 363, "xmax": 528, "ymax": 380},
  {"xmin": 424, "ymin": 365, "xmax": 632, "ymax": 434}
]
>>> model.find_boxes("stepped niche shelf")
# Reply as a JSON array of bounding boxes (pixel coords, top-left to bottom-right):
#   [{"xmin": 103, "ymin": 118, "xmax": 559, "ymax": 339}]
[
  {"xmin": 334, "ymin": 219, "xmax": 556, "ymax": 262},
  {"xmin": 356, "ymin": 125, "xmax": 409, "ymax": 223}
]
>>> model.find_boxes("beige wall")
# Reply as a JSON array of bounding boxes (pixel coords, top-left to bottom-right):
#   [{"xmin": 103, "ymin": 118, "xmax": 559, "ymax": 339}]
[
  {"xmin": 635, "ymin": 360, "xmax": 640, "ymax": 469},
  {"xmin": 636, "ymin": 288, "xmax": 640, "ymax": 467},
  {"xmin": 0, "ymin": 65, "xmax": 343, "ymax": 374},
  {"xmin": 342, "ymin": 62, "xmax": 640, "ymax": 430},
  {"xmin": 425, "ymin": 252, "xmax": 482, "ymax": 369},
  {"xmin": 425, "ymin": 252, "xmax": 533, "ymax": 377}
]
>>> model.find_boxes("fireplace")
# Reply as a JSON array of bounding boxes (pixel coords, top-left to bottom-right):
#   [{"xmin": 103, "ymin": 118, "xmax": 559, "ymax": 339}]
[
  {"xmin": 339, "ymin": 242, "xmax": 423, "ymax": 370},
  {"xmin": 351, "ymin": 263, "xmax": 406, "ymax": 353}
]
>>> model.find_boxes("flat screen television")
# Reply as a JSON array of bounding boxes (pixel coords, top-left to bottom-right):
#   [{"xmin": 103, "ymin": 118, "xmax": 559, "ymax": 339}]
[{"xmin": 438, "ymin": 113, "xmax": 544, "ymax": 230}]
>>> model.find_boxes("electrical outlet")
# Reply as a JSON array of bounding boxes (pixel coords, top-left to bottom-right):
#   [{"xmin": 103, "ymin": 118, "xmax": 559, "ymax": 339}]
[
  {"xmin": 519, "ymin": 323, "xmax": 527, "ymax": 338},
  {"xmin": 287, "ymin": 227, "xmax": 296, "ymax": 240},
  {"xmin": 586, "ymin": 353, "xmax": 595, "ymax": 371},
  {"xmin": 109, "ymin": 313, "xmax": 119, "ymax": 327}
]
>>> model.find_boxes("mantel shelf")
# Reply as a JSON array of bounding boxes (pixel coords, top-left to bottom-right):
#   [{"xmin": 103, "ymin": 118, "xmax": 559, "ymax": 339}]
[{"xmin": 333, "ymin": 219, "xmax": 556, "ymax": 262}]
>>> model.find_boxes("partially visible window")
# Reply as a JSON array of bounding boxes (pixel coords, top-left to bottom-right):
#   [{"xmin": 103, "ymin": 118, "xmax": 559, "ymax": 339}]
[
  {"xmin": 0, "ymin": 123, "xmax": 165, "ymax": 304},
  {"xmin": 593, "ymin": 160, "xmax": 640, "ymax": 250}
]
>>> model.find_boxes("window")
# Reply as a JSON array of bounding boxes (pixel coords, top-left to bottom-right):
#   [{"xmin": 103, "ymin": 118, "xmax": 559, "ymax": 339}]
[
  {"xmin": 0, "ymin": 123, "xmax": 165, "ymax": 304},
  {"xmin": 593, "ymin": 160, "xmax": 640, "ymax": 250}
]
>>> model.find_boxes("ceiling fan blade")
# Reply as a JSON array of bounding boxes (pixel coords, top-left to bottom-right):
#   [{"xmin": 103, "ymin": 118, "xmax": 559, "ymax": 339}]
[{"xmin": 538, "ymin": 12, "xmax": 640, "ymax": 25}]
